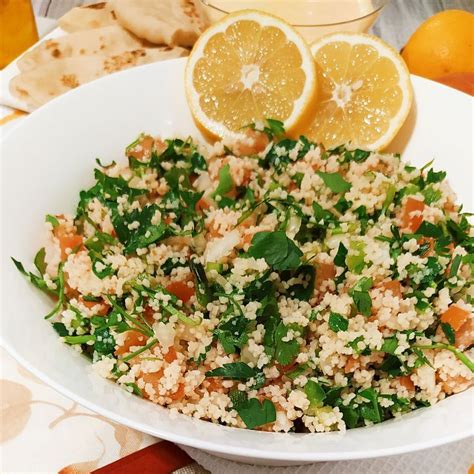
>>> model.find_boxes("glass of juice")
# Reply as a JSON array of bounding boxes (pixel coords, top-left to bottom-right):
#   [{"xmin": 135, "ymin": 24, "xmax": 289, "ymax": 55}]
[
  {"xmin": 199, "ymin": 0, "xmax": 390, "ymax": 43},
  {"xmin": 0, "ymin": 0, "xmax": 39, "ymax": 68}
]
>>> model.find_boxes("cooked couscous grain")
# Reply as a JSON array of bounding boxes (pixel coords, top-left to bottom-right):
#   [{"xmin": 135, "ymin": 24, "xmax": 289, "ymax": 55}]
[{"xmin": 13, "ymin": 122, "xmax": 473, "ymax": 432}]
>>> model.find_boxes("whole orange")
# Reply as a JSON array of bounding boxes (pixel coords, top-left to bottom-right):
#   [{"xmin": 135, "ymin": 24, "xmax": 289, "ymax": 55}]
[
  {"xmin": 401, "ymin": 9, "xmax": 474, "ymax": 79},
  {"xmin": 435, "ymin": 72, "xmax": 474, "ymax": 95}
]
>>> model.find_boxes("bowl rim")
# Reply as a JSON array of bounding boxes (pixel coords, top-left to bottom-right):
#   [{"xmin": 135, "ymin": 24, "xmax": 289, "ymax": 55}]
[
  {"xmin": 198, "ymin": 0, "xmax": 390, "ymax": 27},
  {"xmin": 2, "ymin": 339, "xmax": 472, "ymax": 462}
]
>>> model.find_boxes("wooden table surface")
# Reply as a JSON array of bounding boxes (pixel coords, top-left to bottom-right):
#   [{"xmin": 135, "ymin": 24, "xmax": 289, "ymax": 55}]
[{"xmin": 33, "ymin": 0, "xmax": 474, "ymax": 50}]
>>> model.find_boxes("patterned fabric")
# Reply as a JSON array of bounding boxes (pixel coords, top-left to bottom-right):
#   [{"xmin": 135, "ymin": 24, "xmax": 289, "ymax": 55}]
[{"xmin": 182, "ymin": 443, "xmax": 474, "ymax": 474}]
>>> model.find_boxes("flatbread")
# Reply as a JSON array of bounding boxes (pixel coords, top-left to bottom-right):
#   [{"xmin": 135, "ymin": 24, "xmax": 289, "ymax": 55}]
[
  {"xmin": 58, "ymin": 2, "xmax": 117, "ymax": 33},
  {"xmin": 17, "ymin": 25, "xmax": 144, "ymax": 73},
  {"xmin": 10, "ymin": 47, "xmax": 188, "ymax": 108},
  {"xmin": 111, "ymin": 0, "xmax": 209, "ymax": 47}
]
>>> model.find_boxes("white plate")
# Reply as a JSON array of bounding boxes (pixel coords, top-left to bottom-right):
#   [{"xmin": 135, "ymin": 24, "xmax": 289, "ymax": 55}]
[
  {"xmin": 0, "ymin": 26, "xmax": 64, "ymax": 113},
  {"xmin": 1, "ymin": 58, "xmax": 473, "ymax": 465}
]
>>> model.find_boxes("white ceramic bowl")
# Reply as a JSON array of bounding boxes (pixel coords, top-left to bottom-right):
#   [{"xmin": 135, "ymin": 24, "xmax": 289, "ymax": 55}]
[{"xmin": 1, "ymin": 58, "xmax": 473, "ymax": 465}]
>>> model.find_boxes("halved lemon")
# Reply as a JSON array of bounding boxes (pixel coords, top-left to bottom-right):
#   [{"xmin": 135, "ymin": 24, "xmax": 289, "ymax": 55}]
[
  {"xmin": 305, "ymin": 33, "xmax": 413, "ymax": 151},
  {"xmin": 185, "ymin": 10, "xmax": 317, "ymax": 140}
]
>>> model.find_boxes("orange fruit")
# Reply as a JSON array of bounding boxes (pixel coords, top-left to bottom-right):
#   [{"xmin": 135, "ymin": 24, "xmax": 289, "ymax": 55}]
[
  {"xmin": 401, "ymin": 10, "xmax": 474, "ymax": 79},
  {"xmin": 305, "ymin": 32, "xmax": 413, "ymax": 151},
  {"xmin": 434, "ymin": 72, "xmax": 474, "ymax": 96},
  {"xmin": 185, "ymin": 10, "xmax": 317, "ymax": 141}
]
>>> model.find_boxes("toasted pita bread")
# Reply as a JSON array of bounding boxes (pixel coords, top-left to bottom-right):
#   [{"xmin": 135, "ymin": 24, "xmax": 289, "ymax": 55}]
[
  {"xmin": 18, "ymin": 25, "xmax": 144, "ymax": 73},
  {"xmin": 58, "ymin": 2, "xmax": 117, "ymax": 33},
  {"xmin": 10, "ymin": 47, "xmax": 188, "ymax": 109},
  {"xmin": 111, "ymin": 0, "xmax": 208, "ymax": 47}
]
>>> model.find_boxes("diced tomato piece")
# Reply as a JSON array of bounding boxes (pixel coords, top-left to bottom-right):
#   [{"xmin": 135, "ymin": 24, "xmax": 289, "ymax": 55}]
[
  {"xmin": 239, "ymin": 213, "xmax": 257, "ymax": 229},
  {"xmin": 287, "ymin": 181, "xmax": 298, "ymax": 192},
  {"xmin": 454, "ymin": 317, "xmax": 473, "ymax": 349},
  {"xmin": 418, "ymin": 237, "xmax": 434, "ymax": 256},
  {"xmin": 127, "ymin": 135, "xmax": 154, "ymax": 160},
  {"xmin": 441, "ymin": 305, "xmax": 470, "ymax": 331},
  {"xmin": 166, "ymin": 281, "xmax": 194, "ymax": 304},
  {"xmin": 195, "ymin": 197, "xmax": 210, "ymax": 213},
  {"xmin": 143, "ymin": 306, "xmax": 156, "ymax": 325},
  {"xmin": 169, "ymin": 383, "xmax": 185, "ymax": 401},
  {"xmin": 277, "ymin": 361, "xmax": 298, "ymax": 373},
  {"xmin": 55, "ymin": 226, "xmax": 84, "ymax": 261},
  {"xmin": 164, "ymin": 346, "xmax": 178, "ymax": 364},
  {"xmin": 380, "ymin": 280, "xmax": 402, "ymax": 298},
  {"xmin": 402, "ymin": 197, "xmax": 424, "ymax": 232},
  {"xmin": 115, "ymin": 331, "xmax": 146, "ymax": 356},
  {"xmin": 399, "ymin": 375, "xmax": 415, "ymax": 392},
  {"xmin": 206, "ymin": 378, "xmax": 223, "ymax": 392},
  {"xmin": 234, "ymin": 129, "xmax": 269, "ymax": 156},
  {"xmin": 344, "ymin": 356, "xmax": 360, "ymax": 374},
  {"xmin": 79, "ymin": 297, "xmax": 110, "ymax": 316},
  {"xmin": 315, "ymin": 262, "xmax": 336, "ymax": 289},
  {"xmin": 441, "ymin": 373, "xmax": 473, "ymax": 395},
  {"xmin": 242, "ymin": 232, "xmax": 254, "ymax": 246},
  {"xmin": 140, "ymin": 370, "xmax": 164, "ymax": 399},
  {"xmin": 64, "ymin": 282, "xmax": 78, "ymax": 298},
  {"xmin": 227, "ymin": 184, "xmax": 238, "ymax": 199}
]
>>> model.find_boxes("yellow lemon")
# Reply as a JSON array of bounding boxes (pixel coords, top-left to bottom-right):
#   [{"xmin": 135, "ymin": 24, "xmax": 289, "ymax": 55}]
[
  {"xmin": 185, "ymin": 10, "xmax": 317, "ymax": 140},
  {"xmin": 305, "ymin": 32, "xmax": 413, "ymax": 151}
]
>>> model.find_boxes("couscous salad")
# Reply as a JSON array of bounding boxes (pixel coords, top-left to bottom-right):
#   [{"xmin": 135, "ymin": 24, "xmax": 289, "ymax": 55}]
[{"xmin": 14, "ymin": 121, "xmax": 473, "ymax": 432}]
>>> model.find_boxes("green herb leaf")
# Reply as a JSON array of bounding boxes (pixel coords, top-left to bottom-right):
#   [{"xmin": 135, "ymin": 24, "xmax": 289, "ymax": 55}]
[
  {"xmin": 347, "ymin": 336, "xmax": 371, "ymax": 355},
  {"xmin": 45, "ymin": 214, "xmax": 60, "ymax": 228},
  {"xmin": 34, "ymin": 248, "xmax": 46, "ymax": 275},
  {"xmin": 441, "ymin": 322, "xmax": 456, "ymax": 345},
  {"xmin": 248, "ymin": 231, "xmax": 302, "ymax": 271},
  {"xmin": 312, "ymin": 202, "xmax": 338, "ymax": 225},
  {"xmin": 44, "ymin": 263, "xmax": 65, "ymax": 319},
  {"xmin": 416, "ymin": 221, "xmax": 443, "ymax": 238},
  {"xmin": 11, "ymin": 257, "xmax": 56, "ymax": 296},
  {"xmin": 52, "ymin": 322, "xmax": 68, "ymax": 337},
  {"xmin": 64, "ymin": 334, "xmax": 95, "ymax": 345},
  {"xmin": 449, "ymin": 254, "xmax": 462, "ymax": 278},
  {"xmin": 358, "ymin": 388, "xmax": 382, "ymax": 423},
  {"xmin": 230, "ymin": 391, "xmax": 276, "ymax": 429},
  {"xmin": 351, "ymin": 290, "xmax": 372, "ymax": 317},
  {"xmin": 211, "ymin": 164, "xmax": 233, "ymax": 198},
  {"xmin": 274, "ymin": 322, "xmax": 303, "ymax": 365},
  {"xmin": 206, "ymin": 362, "xmax": 262, "ymax": 381},
  {"xmin": 264, "ymin": 118, "xmax": 285, "ymax": 138},
  {"xmin": 317, "ymin": 172, "xmax": 351, "ymax": 193},
  {"xmin": 379, "ymin": 354, "xmax": 403, "ymax": 376},
  {"xmin": 189, "ymin": 261, "xmax": 214, "ymax": 307},
  {"xmin": 382, "ymin": 184, "xmax": 396, "ymax": 214},
  {"xmin": 334, "ymin": 197, "xmax": 352, "ymax": 214},
  {"xmin": 286, "ymin": 265, "xmax": 315, "ymax": 301},
  {"xmin": 304, "ymin": 380, "xmax": 326, "ymax": 411},
  {"xmin": 340, "ymin": 406, "xmax": 359, "ymax": 428},
  {"xmin": 426, "ymin": 169, "xmax": 446, "ymax": 184},
  {"xmin": 334, "ymin": 242, "xmax": 348, "ymax": 267},
  {"xmin": 94, "ymin": 327, "xmax": 116, "ymax": 356},
  {"xmin": 346, "ymin": 241, "xmax": 366, "ymax": 274},
  {"xmin": 350, "ymin": 277, "xmax": 373, "ymax": 316},
  {"xmin": 328, "ymin": 312, "xmax": 349, "ymax": 332},
  {"xmin": 351, "ymin": 149, "xmax": 371, "ymax": 163},
  {"xmin": 125, "ymin": 382, "xmax": 144, "ymax": 397},
  {"xmin": 381, "ymin": 336, "xmax": 398, "ymax": 354},
  {"xmin": 112, "ymin": 204, "xmax": 168, "ymax": 254},
  {"xmin": 214, "ymin": 315, "xmax": 249, "ymax": 354}
]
